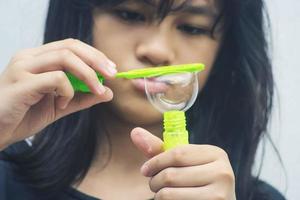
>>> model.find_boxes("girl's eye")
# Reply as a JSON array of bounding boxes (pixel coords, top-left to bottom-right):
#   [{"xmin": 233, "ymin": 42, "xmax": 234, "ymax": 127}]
[
  {"xmin": 113, "ymin": 9, "xmax": 146, "ymax": 23},
  {"xmin": 177, "ymin": 24, "xmax": 210, "ymax": 36}
]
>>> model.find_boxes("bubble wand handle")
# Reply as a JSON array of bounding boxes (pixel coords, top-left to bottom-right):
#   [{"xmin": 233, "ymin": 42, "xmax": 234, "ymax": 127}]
[{"xmin": 65, "ymin": 63, "xmax": 205, "ymax": 93}]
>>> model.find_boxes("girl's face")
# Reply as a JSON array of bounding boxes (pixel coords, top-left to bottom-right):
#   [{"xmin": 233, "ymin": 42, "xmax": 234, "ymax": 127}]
[{"xmin": 93, "ymin": 0, "xmax": 222, "ymax": 125}]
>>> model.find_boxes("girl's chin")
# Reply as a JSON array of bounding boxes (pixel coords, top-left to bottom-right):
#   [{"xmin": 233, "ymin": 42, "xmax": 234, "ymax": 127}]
[
  {"xmin": 127, "ymin": 108, "xmax": 162, "ymax": 125},
  {"xmin": 110, "ymin": 102, "xmax": 163, "ymax": 126}
]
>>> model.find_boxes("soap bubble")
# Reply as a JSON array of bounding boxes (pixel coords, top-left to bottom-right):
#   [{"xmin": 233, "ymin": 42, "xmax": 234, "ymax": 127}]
[{"xmin": 145, "ymin": 72, "xmax": 199, "ymax": 113}]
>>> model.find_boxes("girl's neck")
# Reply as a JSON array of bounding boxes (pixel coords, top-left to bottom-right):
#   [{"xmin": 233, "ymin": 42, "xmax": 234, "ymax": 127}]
[
  {"xmin": 75, "ymin": 105, "xmax": 159, "ymax": 199},
  {"xmin": 91, "ymin": 105, "xmax": 163, "ymax": 174}
]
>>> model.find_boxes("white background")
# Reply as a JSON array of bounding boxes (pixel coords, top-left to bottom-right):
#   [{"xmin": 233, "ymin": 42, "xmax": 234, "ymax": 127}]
[{"xmin": 0, "ymin": 0, "xmax": 299, "ymax": 199}]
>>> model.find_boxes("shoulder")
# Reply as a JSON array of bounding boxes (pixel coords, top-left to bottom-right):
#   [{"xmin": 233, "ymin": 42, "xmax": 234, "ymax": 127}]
[
  {"xmin": 0, "ymin": 140, "xmax": 29, "ymax": 180},
  {"xmin": 0, "ymin": 143, "xmax": 33, "ymax": 200},
  {"xmin": 0, "ymin": 156, "xmax": 32, "ymax": 199},
  {"xmin": 252, "ymin": 179, "xmax": 286, "ymax": 200},
  {"xmin": 0, "ymin": 141, "xmax": 44, "ymax": 199},
  {"xmin": 0, "ymin": 141, "xmax": 90, "ymax": 200}
]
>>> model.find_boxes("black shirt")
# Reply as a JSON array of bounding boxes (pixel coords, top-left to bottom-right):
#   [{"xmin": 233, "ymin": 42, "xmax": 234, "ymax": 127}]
[{"xmin": 0, "ymin": 141, "xmax": 286, "ymax": 200}]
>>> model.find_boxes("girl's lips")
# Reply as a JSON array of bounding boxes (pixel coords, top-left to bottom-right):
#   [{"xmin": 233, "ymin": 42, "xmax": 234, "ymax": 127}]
[{"xmin": 131, "ymin": 79, "xmax": 169, "ymax": 94}]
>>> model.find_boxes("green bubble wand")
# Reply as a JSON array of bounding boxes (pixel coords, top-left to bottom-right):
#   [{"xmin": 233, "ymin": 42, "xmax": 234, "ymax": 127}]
[{"xmin": 66, "ymin": 63, "xmax": 205, "ymax": 150}]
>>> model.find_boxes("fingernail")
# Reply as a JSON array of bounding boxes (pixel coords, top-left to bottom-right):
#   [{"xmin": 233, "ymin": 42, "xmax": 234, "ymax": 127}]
[
  {"xmin": 141, "ymin": 164, "xmax": 149, "ymax": 176},
  {"xmin": 137, "ymin": 132, "xmax": 152, "ymax": 154},
  {"xmin": 61, "ymin": 101, "xmax": 68, "ymax": 109},
  {"xmin": 106, "ymin": 66, "xmax": 117, "ymax": 76},
  {"xmin": 59, "ymin": 100, "xmax": 68, "ymax": 110},
  {"xmin": 97, "ymin": 84, "xmax": 106, "ymax": 95},
  {"xmin": 107, "ymin": 60, "xmax": 117, "ymax": 68}
]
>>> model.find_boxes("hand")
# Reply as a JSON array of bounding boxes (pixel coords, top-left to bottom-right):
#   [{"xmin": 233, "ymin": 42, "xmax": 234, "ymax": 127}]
[
  {"xmin": 0, "ymin": 38, "xmax": 116, "ymax": 150},
  {"xmin": 131, "ymin": 127, "xmax": 236, "ymax": 200}
]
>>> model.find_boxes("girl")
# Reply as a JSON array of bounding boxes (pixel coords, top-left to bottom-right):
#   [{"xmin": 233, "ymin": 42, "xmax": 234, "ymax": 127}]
[{"xmin": 0, "ymin": 0, "xmax": 286, "ymax": 199}]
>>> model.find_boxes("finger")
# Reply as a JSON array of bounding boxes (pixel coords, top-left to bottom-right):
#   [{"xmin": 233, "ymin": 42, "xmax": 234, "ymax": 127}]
[
  {"xmin": 16, "ymin": 50, "xmax": 106, "ymax": 95},
  {"xmin": 56, "ymin": 89, "xmax": 113, "ymax": 120},
  {"xmin": 141, "ymin": 145, "xmax": 227, "ymax": 177},
  {"xmin": 149, "ymin": 164, "xmax": 215, "ymax": 192},
  {"xmin": 22, "ymin": 71, "xmax": 74, "ymax": 109},
  {"xmin": 23, "ymin": 39, "xmax": 117, "ymax": 78},
  {"xmin": 8, "ymin": 48, "xmax": 36, "ymax": 64},
  {"xmin": 32, "ymin": 71, "xmax": 113, "ymax": 112},
  {"xmin": 131, "ymin": 127, "xmax": 164, "ymax": 158},
  {"xmin": 33, "ymin": 39, "xmax": 104, "ymax": 58},
  {"xmin": 154, "ymin": 187, "xmax": 214, "ymax": 200}
]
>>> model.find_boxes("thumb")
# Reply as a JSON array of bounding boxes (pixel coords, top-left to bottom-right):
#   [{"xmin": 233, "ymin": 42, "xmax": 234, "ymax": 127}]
[{"xmin": 131, "ymin": 127, "xmax": 164, "ymax": 158}]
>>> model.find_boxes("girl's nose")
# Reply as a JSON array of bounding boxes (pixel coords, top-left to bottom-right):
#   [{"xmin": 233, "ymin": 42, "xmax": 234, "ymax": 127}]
[{"xmin": 136, "ymin": 30, "xmax": 175, "ymax": 66}]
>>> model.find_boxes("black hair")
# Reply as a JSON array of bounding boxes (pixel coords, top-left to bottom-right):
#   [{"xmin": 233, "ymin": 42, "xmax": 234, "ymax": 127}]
[{"xmin": 6, "ymin": 0, "xmax": 275, "ymax": 199}]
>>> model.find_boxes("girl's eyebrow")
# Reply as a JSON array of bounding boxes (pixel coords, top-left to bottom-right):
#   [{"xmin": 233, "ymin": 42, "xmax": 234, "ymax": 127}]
[
  {"xmin": 123, "ymin": 0, "xmax": 217, "ymax": 19},
  {"xmin": 175, "ymin": 5, "xmax": 217, "ymax": 18}
]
